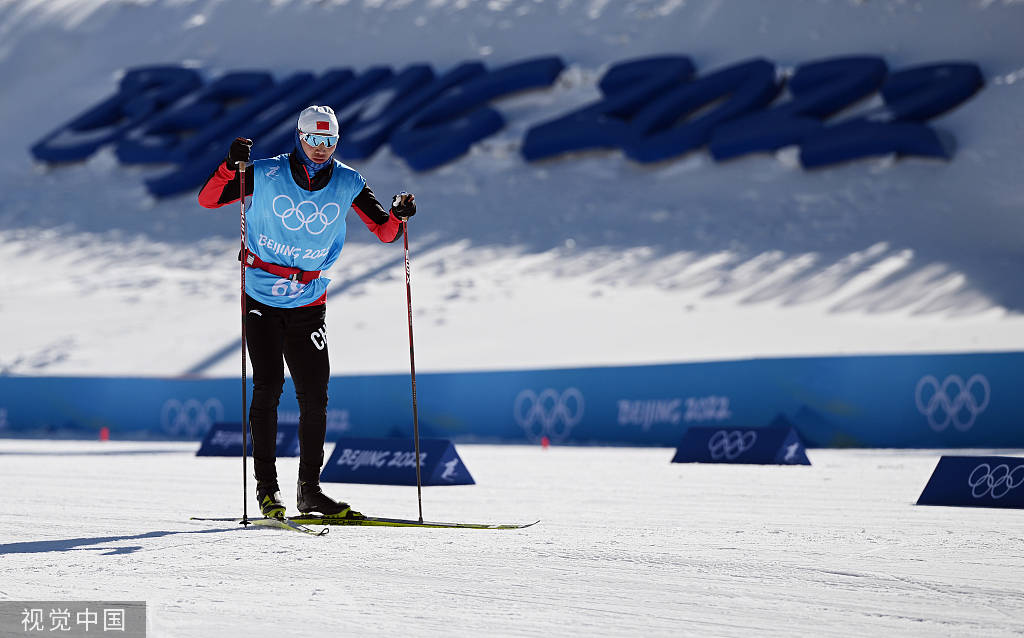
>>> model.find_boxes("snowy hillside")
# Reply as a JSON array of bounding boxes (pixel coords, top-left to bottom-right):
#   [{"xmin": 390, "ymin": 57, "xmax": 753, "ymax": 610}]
[{"xmin": 1, "ymin": 0, "xmax": 1023, "ymax": 377}]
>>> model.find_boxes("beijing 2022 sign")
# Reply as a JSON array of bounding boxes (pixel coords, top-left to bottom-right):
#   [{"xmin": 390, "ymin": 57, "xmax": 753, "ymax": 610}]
[{"xmin": 30, "ymin": 54, "xmax": 983, "ymax": 198}]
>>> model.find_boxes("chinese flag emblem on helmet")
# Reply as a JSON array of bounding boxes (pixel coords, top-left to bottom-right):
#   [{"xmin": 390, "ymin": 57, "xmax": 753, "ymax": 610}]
[{"xmin": 297, "ymin": 106, "xmax": 339, "ymax": 136}]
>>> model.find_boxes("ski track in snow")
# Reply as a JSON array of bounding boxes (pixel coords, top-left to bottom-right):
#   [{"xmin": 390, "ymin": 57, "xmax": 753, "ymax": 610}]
[{"xmin": 1, "ymin": 441, "xmax": 1023, "ymax": 636}]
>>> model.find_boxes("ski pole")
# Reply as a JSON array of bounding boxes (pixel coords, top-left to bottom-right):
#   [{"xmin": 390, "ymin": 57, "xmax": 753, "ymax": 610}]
[
  {"xmin": 238, "ymin": 160, "xmax": 251, "ymax": 528},
  {"xmin": 401, "ymin": 216, "xmax": 424, "ymax": 523}
]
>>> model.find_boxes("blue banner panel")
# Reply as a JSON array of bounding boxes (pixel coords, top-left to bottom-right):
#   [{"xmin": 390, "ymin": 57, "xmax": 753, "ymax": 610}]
[
  {"xmin": 671, "ymin": 426, "xmax": 810, "ymax": 465},
  {"xmin": 0, "ymin": 376, "xmax": 350, "ymax": 441},
  {"xmin": 195, "ymin": 422, "xmax": 299, "ymax": 457},
  {"xmin": 917, "ymin": 456, "xmax": 1024, "ymax": 508},
  {"xmin": 320, "ymin": 437, "xmax": 474, "ymax": 486},
  {"xmin": 1, "ymin": 351, "xmax": 1024, "ymax": 448}
]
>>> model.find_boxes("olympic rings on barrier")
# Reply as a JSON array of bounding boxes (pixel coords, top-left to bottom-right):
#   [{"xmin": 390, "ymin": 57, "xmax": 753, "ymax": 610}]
[
  {"xmin": 161, "ymin": 398, "xmax": 224, "ymax": 438},
  {"xmin": 707, "ymin": 429, "xmax": 757, "ymax": 460},
  {"xmin": 967, "ymin": 463, "xmax": 1024, "ymax": 499},
  {"xmin": 272, "ymin": 194, "xmax": 342, "ymax": 235},
  {"xmin": 914, "ymin": 374, "xmax": 990, "ymax": 432},
  {"xmin": 513, "ymin": 388, "xmax": 584, "ymax": 443}
]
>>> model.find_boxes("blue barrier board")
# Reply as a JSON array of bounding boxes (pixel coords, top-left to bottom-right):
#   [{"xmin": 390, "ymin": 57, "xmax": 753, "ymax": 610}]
[
  {"xmin": 671, "ymin": 426, "xmax": 810, "ymax": 465},
  {"xmin": 917, "ymin": 456, "xmax": 1024, "ymax": 508},
  {"xmin": 2, "ymin": 352, "xmax": 1024, "ymax": 448},
  {"xmin": 320, "ymin": 437, "xmax": 474, "ymax": 486},
  {"xmin": 196, "ymin": 422, "xmax": 299, "ymax": 457}
]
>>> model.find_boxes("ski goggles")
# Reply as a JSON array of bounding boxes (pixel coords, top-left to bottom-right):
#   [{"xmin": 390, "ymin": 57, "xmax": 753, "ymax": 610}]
[{"xmin": 299, "ymin": 131, "xmax": 339, "ymax": 148}]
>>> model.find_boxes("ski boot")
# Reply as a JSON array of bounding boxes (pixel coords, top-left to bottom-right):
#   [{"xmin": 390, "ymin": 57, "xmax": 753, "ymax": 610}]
[
  {"xmin": 297, "ymin": 480, "xmax": 362, "ymax": 519},
  {"xmin": 256, "ymin": 482, "xmax": 286, "ymax": 519}
]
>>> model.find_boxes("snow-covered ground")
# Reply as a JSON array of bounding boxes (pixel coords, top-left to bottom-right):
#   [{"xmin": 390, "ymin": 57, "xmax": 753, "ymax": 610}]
[
  {"xmin": 3, "ymin": 440, "xmax": 1023, "ymax": 636},
  {"xmin": 2, "ymin": 3, "xmax": 1024, "ymax": 633},
  {"xmin": 1, "ymin": 0, "xmax": 1023, "ymax": 376}
]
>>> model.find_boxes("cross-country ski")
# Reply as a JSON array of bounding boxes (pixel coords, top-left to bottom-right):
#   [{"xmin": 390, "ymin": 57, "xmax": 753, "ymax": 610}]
[
  {"xmin": 191, "ymin": 515, "xmax": 539, "ymax": 530},
  {"xmin": 249, "ymin": 517, "xmax": 328, "ymax": 536}
]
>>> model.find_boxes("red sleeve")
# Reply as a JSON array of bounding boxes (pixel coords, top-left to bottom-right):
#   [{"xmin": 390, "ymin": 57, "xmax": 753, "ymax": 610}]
[
  {"xmin": 351, "ymin": 185, "xmax": 403, "ymax": 243},
  {"xmin": 197, "ymin": 162, "xmax": 253, "ymax": 208},
  {"xmin": 352, "ymin": 203, "xmax": 403, "ymax": 243}
]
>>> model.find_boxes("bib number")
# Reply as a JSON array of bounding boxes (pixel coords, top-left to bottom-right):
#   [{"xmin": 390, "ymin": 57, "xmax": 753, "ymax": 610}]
[{"xmin": 271, "ymin": 278, "xmax": 304, "ymax": 299}]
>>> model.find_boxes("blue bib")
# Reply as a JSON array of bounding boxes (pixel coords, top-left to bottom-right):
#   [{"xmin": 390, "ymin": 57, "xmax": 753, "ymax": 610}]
[{"xmin": 245, "ymin": 155, "xmax": 365, "ymax": 307}]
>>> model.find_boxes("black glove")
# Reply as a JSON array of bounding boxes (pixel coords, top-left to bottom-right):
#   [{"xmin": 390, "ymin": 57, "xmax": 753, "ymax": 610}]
[
  {"xmin": 391, "ymin": 192, "xmax": 416, "ymax": 219},
  {"xmin": 226, "ymin": 137, "xmax": 252, "ymax": 169}
]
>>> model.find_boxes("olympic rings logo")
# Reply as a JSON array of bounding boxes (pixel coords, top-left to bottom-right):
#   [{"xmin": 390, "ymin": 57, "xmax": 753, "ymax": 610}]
[
  {"xmin": 161, "ymin": 398, "xmax": 224, "ymax": 438},
  {"xmin": 707, "ymin": 430, "xmax": 757, "ymax": 460},
  {"xmin": 513, "ymin": 388, "xmax": 584, "ymax": 443},
  {"xmin": 914, "ymin": 374, "xmax": 990, "ymax": 432},
  {"xmin": 967, "ymin": 463, "xmax": 1024, "ymax": 499},
  {"xmin": 272, "ymin": 194, "xmax": 341, "ymax": 235}
]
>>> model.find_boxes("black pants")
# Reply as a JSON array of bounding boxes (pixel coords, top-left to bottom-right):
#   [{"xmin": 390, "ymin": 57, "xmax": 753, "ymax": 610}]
[{"xmin": 245, "ymin": 295, "xmax": 330, "ymax": 486}]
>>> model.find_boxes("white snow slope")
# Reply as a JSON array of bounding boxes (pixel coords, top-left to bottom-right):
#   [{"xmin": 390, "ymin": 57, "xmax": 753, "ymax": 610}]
[
  {"xmin": 3, "ymin": 440, "xmax": 1024, "ymax": 637},
  {"xmin": 1, "ymin": 0, "xmax": 1023, "ymax": 377}
]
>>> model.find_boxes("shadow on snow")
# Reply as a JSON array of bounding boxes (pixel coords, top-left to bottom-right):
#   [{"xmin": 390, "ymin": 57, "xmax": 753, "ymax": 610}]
[{"xmin": 0, "ymin": 527, "xmax": 244, "ymax": 556}]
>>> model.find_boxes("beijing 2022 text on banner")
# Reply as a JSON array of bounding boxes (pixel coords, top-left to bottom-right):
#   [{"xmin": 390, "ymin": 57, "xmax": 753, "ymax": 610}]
[{"xmin": 0, "ymin": 352, "xmax": 1020, "ymax": 448}]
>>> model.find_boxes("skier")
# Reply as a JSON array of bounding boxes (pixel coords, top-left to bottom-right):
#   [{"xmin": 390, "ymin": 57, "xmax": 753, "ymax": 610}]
[{"xmin": 198, "ymin": 105, "xmax": 416, "ymax": 519}]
